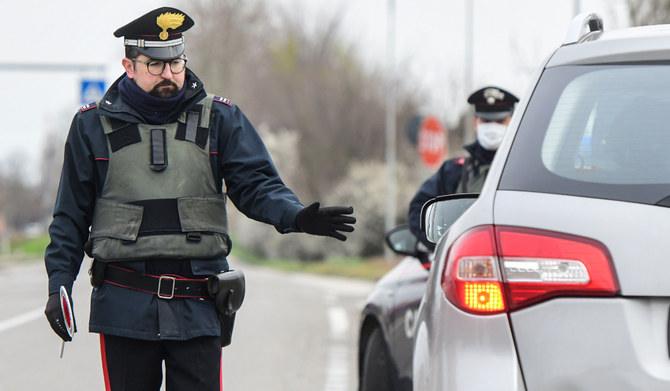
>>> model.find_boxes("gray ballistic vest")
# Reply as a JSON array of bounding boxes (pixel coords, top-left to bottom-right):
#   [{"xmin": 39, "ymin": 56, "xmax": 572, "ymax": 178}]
[
  {"xmin": 87, "ymin": 95, "xmax": 231, "ymax": 262},
  {"xmin": 456, "ymin": 158, "xmax": 491, "ymax": 193}
]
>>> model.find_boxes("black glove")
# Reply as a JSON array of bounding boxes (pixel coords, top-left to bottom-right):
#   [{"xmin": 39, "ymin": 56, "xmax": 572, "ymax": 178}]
[
  {"xmin": 295, "ymin": 202, "xmax": 356, "ymax": 241},
  {"xmin": 44, "ymin": 292, "xmax": 76, "ymax": 342}
]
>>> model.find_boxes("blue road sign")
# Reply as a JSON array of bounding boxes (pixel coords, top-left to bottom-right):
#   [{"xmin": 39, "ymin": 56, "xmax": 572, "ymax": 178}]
[{"xmin": 81, "ymin": 79, "xmax": 106, "ymax": 105}]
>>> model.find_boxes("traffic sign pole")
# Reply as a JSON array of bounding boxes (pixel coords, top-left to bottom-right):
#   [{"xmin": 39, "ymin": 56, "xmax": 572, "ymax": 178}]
[{"xmin": 384, "ymin": 0, "xmax": 397, "ymax": 262}]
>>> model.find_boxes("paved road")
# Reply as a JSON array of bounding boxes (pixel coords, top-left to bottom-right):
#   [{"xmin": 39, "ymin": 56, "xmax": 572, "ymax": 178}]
[{"xmin": 0, "ymin": 258, "xmax": 374, "ymax": 390}]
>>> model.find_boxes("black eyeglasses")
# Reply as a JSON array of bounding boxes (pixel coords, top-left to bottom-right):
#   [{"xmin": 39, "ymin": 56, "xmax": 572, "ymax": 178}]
[{"xmin": 133, "ymin": 57, "xmax": 188, "ymax": 76}]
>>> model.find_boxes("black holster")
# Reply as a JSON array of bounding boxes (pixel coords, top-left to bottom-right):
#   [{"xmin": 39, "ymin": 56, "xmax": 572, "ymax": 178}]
[
  {"xmin": 207, "ymin": 270, "xmax": 245, "ymax": 347},
  {"xmin": 89, "ymin": 259, "xmax": 107, "ymax": 289}
]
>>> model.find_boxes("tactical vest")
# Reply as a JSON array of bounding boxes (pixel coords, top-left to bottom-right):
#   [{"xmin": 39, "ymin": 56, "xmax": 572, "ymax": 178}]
[
  {"xmin": 86, "ymin": 94, "xmax": 231, "ymax": 262},
  {"xmin": 456, "ymin": 157, "xmax": 491, "ymax": 193}
]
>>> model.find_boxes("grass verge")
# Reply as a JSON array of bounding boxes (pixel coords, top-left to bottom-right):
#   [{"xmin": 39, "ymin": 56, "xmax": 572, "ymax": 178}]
[
  {"xmin": 0, "ymin": 234, "xmax": 49, "ymax": 263},
  {"xmin": 231, "ymin": 245, "xmax": 396, "ymax": 281}
]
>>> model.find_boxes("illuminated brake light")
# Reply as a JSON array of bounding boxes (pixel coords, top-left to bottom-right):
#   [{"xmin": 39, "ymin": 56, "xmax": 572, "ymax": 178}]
[
  {"xmin": 442, "ymin": 227, "xmax": 507, "ymax": 314},
  {"xmin": 462, "ymin": 282, "xmax": 505, "ymax": 312},
  {"xmin": 441, "ymin": 226, "xmax": 619, "ymax": 315},
  {"xmin": 458, "ymin": 257, "xmax": 505, "ymax": 312}
]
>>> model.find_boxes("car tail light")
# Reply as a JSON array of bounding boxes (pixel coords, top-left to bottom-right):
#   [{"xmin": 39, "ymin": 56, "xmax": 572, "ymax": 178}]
[{"xmin": 441, "ymin": 226, "xmax": 619, "ymax": 315}]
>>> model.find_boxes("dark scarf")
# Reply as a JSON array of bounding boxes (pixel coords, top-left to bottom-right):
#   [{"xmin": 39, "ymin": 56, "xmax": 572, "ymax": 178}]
[
  {"xmin": 118, "ymin": 76, "xmax": 186, "ymax": 124},
  {"xmin": 464, "ymin": 141, "xmax": 497, "ymax": 165}
]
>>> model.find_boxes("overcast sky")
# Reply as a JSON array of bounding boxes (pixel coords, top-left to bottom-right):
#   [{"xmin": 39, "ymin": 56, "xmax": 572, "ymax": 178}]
[{"xmin": 2, "ymin": 0, "xmax": 629, "ymax": 183}]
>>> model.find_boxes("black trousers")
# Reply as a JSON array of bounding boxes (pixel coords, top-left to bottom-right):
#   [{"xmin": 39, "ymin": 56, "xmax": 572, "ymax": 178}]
[{"xmin": 100, "ymin": 334, "xmax": 222, "ymax": 391}]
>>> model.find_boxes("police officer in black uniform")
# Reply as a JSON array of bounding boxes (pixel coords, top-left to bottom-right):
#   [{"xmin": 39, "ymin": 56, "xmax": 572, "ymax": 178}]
[
  {"xmin": 408, "ymin": 86, "xmax": 518, "ymax": 247},
  {"xmin": 43, "ymin": 7, "xmax": 355, "ymax": 390}
]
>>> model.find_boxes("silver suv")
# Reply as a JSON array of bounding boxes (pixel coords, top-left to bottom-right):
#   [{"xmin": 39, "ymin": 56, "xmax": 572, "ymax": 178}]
[{"xmin": 414, "ymin": 13, "xmax": 670, "ymax": 390}]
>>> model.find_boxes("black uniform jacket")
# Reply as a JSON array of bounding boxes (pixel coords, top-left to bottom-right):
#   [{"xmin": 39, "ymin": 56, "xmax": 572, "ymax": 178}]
[
  {"xmin": 407, "ymin": 142, "xmax": 495, "ymax": 247},
  {"xmin": 44, "ymin": 70, "xmax": 304, "ymax": 340}
]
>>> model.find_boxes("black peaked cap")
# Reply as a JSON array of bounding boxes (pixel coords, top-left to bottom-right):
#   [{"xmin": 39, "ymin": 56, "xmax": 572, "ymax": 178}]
[
  {"xmin": 467, "ymin": 86, "xmax": 519, "ymax": 121},
  {"xmin": 114, "ymin": 7, "xmax": 194, "ymax": 60}
]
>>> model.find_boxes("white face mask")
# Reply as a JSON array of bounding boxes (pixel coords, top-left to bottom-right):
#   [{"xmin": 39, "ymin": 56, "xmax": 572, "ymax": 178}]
[{"xmin": 476, "ymin": 122, "xmax": 507, "ymax": 151}]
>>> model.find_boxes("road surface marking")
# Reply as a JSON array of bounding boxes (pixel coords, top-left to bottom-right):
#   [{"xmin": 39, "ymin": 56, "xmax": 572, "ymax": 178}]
[
  {"xmin": 327, "ymin": 307, "xmax": 349, "ymax": 339},
  {"xmin": 324, "ymin": 304, "xmax": 350, "ymax": 391},
  {"xmin": 324, "ymin": 344, "xmax": 349, "ymax": 391},
  {"xmin": 0, "ymin": 307, "xmax": 43, "ymax": 333}
]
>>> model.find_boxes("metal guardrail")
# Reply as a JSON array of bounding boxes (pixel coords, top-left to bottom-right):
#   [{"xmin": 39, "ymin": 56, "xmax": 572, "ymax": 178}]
[{"xmin": 0, "ymin": 63, "xmax": 106, "ymax": 72}]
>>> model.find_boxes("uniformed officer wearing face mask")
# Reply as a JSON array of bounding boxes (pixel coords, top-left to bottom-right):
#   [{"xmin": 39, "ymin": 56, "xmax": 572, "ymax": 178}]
[
  {"xmin": 408, "ymin": 86, "xmax": 519, "ymax": 248},
  {"xmin": 470, "ymin": 87, "xmax": 519, "ymax": 151}
]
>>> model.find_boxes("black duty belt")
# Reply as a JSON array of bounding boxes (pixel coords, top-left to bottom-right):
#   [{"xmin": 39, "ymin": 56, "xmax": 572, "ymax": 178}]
[{"xmin": 104, "ymin": 264, "xmax": 211, "ymax": 299}]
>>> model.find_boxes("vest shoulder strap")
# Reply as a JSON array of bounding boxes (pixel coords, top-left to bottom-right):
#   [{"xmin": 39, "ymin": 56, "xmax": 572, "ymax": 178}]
[
  {"xmin": 178, "ymin": 93, "xmax": 217, "ymax": 129},
  {"xmin": 457, "ymin": 157, "xmax": 491, "ymax": 193},
  {"xmin": 178, "ymin": 93, "xmax": 231, "ymax": 129}
]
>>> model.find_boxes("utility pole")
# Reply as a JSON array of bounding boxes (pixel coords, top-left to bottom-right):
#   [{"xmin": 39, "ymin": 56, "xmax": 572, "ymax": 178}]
[
  {"xmin": 463, "ymin": 0, "xmax": 475, "ymax": 144},
  {"xmin": 384, "ymin": 0, "xmax": 397, "ymax": 262}
]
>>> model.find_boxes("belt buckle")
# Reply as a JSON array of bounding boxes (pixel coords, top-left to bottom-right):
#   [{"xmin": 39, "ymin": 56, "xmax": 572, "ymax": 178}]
[{"xmin": 158, "ymin": 275, "xmax": 176, "ymax": 299}]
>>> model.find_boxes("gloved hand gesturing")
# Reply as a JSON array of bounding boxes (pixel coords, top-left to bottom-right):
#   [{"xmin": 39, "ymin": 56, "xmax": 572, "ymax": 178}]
[
  {"xmin": 45, "ymin": 292, "xmax": 76, "ymax": 342},
  {"xmin": 295, "ymin": 202, "xmax": 356, "ymax": 241}
]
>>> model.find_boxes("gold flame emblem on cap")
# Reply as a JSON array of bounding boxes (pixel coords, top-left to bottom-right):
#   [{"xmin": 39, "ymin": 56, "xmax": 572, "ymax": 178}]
[
  {"xmin": 156, "ymin": 12, "xmax": 185, "ymax": 40},
  {"xmin": 483, "ymin": 88, "xmax": 504, "ymax": 105}
]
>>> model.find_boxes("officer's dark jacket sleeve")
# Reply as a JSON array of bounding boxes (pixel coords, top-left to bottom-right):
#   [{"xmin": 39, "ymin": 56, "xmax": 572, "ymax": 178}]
[
  {"xmin": 407, "ymin": 159, "xmax": 462, "ymax": 245},
  {"xmin": 210, "ymin": 101, "xmax": 303, "ymax": 233},
  {"xmin": 45, "ymin": 108, "xmax": 106, "ymax": 295}
]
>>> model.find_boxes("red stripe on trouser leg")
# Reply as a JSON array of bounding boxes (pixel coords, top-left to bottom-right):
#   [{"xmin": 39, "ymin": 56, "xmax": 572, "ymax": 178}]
[
  {"xmin": 220, "ymin": 350, "xmax": 224, "ymax": 391},
  {"xmin": 100, "ymin": 335, "xmax": 112, "ymax": 391}
]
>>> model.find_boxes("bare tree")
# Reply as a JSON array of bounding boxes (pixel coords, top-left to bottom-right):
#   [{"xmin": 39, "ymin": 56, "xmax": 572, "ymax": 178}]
[
  {"xmin": 0, "ymin": 152, "xmax": 45, "ymax": 232},
  {"xmin": 39, "ymin": 129, "xmax": 66, "ymax": 218},
  {"xmin": 182, "ymin": 0, "xmax": 426, "ymax": 258},
  {"xmin": 187, "ymin": 0, "xmax": 420, "ymax": 202}
]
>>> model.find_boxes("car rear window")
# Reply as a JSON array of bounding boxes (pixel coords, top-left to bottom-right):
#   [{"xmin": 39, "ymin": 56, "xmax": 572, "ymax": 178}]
[{"xmin": 499, "ymin": 63, "xmax": 670, "ymax": 205}]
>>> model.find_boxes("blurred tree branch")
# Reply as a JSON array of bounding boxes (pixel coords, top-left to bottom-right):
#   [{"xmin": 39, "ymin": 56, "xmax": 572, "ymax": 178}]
[
  {"xmin": 627, "ymin": 0, "xmax": 670, "ymax": 25},
  {"xmin": 187, "ymin": 0, "xmax": 421, "ymax": 201},
  {"xmin": 186, "ymin": 0, "xmax": 427, "ymax": 258}
]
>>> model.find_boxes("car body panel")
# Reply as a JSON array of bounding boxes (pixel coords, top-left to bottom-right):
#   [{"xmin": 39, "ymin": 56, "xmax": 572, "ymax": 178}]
[
  {"xmin": 493, "ymin": 191, "xmax": 670, "ymax": 387},
  {"xmin": 359, "ymin": 255, "xmax": 429, "ymax": 389},
  {"xmin": 413, "ymin": 195, "xmax": 524, "ymax": 391},
  {"xmin": 548, "ymin": 26, "xmax": 670, "ymax": 67},
  {"xmin": 511, "ymin": 298, "xmax": 670, "ymax": 390},
  {"xmin": 493, "ymin": 191, "xmax": 670, "ymax": 296},
  {"xmin": 413, "ymin": 290, "xmax": 524, "ymax": 391},
  {"xmin": 385, "ymin": 259, "xmax": 429, "ymax": 380}
]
